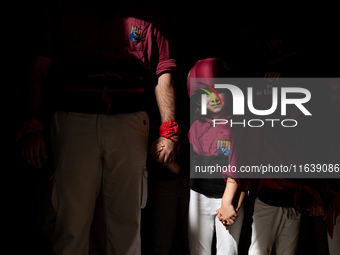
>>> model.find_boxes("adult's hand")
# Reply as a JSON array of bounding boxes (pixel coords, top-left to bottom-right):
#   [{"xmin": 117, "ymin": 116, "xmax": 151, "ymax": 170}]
[
  {"xmin": 21, "ymin": 131, "xmax": 47, "ymax": 168},
  {"xmin": 151, "ymin": 136, "xmax": 176, "ymax": 166},
  {"xmin": 21, "ymin": 55, "xmax": 51, "ymax": 168}
]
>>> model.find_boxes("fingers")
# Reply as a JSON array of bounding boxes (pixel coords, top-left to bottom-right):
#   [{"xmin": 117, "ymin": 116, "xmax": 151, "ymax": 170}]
[
  {"xmin": 308, "ymin": 203, "xmax": 326, "ymax": 217},
  {"xmin": 216, "ymin": 210, "xmax": 238, "ymax": 227},
  {"xmin": 21, "ymin": 133, "xmax": 46, "ymax": 168},
  {"xmin": 221, "ymin": 218, "xmax": 233, "ymax": 227},
  {"xmin": 230, "ymin": 215, "xmax": 238, "ymax": 222},
  {"xmin": 23, "ymin": 143, "xmax": 40, "ymax": 168},
  {"xmin": 155, "ymin": 143, "xmax": 165, "ymax": 158},
  {"xmin": 225, "ymin": 214, "xmax": 237, "ymax": 224},
  {"xmin": 151, "ymin": 140, "xmax": 166, "ymax": 161},
  {"xmin": 156, "ymin": 143, "xmax": 164, "ymax": 151},
  {"xmin": 216, "ymin": 210, "xmax": 225, "ymax": 222},
  {"xmin": 226, "ymin": 218, "xmax": 235, "ymax": 225},
  {"xmin": 151, "ymin": 137, "xmax": 177, "ymax": 165},
  {"xmin": 216, "ymin": 213, "xmax": 229, "ymax": 226},
  {"xmin": 157, "ymin": 154, "xmax": 165, "ymax": 165},
  {"xmin": 162, "ymin": 150, "xmax": 174, "ymax": 165}
]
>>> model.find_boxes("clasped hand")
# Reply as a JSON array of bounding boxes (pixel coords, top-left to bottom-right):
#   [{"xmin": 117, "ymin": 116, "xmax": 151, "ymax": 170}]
[
  {"xmin": 21, "ymin": 131, "xmax": 47, "ymax": 168},
  {"xmin": 151, "ymin": 137, "xmax": 176, "ymax": 166},
  {"xmin": 215, "ymin": 203, "xmax": 239, "ymax": 227}
]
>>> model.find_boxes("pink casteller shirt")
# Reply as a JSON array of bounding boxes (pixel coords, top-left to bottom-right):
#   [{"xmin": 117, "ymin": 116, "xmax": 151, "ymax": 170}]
[{"xmin": 188, "ymin": 116, "xmax": 247, "ymax": 187}]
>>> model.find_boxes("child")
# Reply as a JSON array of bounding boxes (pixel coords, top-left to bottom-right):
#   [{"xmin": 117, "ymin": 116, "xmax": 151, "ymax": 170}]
[
  {"xmin": 155, "ymin": 58, "xmax": 249, "ymax": 254},
  {"xmin": 245, "ymin": 73, "xmax": 324, "ymax": 255}
]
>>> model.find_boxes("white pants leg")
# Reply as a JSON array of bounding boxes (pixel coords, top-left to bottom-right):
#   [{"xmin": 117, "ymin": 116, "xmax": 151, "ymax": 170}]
[
  {"xmin": 188, "ymin": 189, "xmax": 244, "ymax": 255},
  {"xmin": 327, "ymin": 214, "xmax": 340, "ymax": 255},
  {"xmin": 50, "ymin": 111, "xmax": 149, "ymax": 255},
  {"xmin": 248, "ymin": 198, "xmax": 301, "ymax": 255},
  {"xmin": 215, "ymin": 200, "xmax": 244, "ymax": 255}
]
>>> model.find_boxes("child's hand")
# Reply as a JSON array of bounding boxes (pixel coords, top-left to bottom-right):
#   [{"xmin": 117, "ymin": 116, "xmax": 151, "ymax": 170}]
[
  {"xmin": 215, "ymin": 203, "xmax": 238, "ymax": 227},
  {"xmin": 154, "ymin": 143, "xmax": 165, "ymax": 159},
  {"xmin": 151, "ymin": 137, "xmax": 176, "ymax": 165}
]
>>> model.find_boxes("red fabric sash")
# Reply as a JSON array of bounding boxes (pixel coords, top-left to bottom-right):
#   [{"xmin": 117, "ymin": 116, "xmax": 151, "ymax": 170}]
[{"xmin": 159, "ymin": 120, "xmax": 181, "ymax": 144}]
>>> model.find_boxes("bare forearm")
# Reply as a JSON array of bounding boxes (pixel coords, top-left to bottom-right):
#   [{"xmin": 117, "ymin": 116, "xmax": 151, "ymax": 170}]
[
  {"xmin": 236, "ymin": 180, "xmax": 251, "ymax": 210},
  {"xmin": 154, "ymin": 72, "xmax": 176, "ymax": 122},
  {"xmin": 222, "ymin": 178, "xmax": 239, "ymax": 204}
]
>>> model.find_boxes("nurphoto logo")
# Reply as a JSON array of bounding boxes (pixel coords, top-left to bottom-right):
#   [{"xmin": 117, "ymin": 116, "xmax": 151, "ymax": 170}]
[{"xmin": 199, "ymin": 82, "xmax": 312, "ymax": 128}]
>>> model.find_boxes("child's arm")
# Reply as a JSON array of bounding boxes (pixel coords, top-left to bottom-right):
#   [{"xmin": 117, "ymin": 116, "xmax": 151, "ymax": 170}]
[
  {"xmin": 215, "ymin": 178, "xmax": 251, "ymax": 226},
  {"xmin": 215, "ymin": 178, "xmax": 239, "ymax": 226},
  {"xmin": 236, "ymin": 179, "xmax": 251, "ymax": 212},
  {"xmin": 155, "ymin": 143, "xmax": 181, "ymax": 174},
  {"xmin": 166, "ymin": 161, "xmax": 181, "ymax": 175}
]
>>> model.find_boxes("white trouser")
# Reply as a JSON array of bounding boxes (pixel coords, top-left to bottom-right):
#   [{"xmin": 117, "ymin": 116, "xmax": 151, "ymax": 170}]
[
  {"xmin": 50, "ymin": 111, "xmax": 149, "ymax": 255},
  {"xmin": 327, "ymin": 214, "xmax": 340, "ymax": 255},
  {"xmin": 188, "ymin": 189, "xmax": 244, "ymax": 255},
  {"xmin": 248, "ymin": 198, "xmax": 301, "ymax": 255}
]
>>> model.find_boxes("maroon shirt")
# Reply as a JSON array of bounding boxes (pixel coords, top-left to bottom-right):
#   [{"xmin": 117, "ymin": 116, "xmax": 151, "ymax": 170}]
[
  {"xmin": 38, "ymin": 1, "xmax": 176, "ymax": 114},
  {"xmin": 38, "ymin": 1, "xmax": 176, "ymax": 77},
  {"xmin": 189, "ymin": 117, "xmax": 246, "ymax": 188}
]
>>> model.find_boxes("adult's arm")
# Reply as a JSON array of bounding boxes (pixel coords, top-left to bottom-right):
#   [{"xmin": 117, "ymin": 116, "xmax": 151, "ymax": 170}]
[
  {"xmin": 21, "ymin": 55, "xmax": 52, "ymax": 168},
  {"xmin": 151, "ymin": 72, "xmax": 177, "ymax": 165}
]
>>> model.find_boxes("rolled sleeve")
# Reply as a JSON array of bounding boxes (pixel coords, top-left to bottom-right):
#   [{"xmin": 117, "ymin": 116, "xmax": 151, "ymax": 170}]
[{"xmin": 156, "ymin": 59, "xmax": 177, "ymax": 76}]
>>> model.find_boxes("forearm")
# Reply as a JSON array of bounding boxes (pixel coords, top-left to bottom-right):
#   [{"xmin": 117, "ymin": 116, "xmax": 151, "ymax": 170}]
[
  {"xmin": 236, "ymin": 180, "xmax": 251, "ymax": 210},
  {"xmin": 236, "ymin": 191, "xmax": 246, "ymax": 211},
  {"xmin": 154, "ymin": 72, "xmax": 176, "ymax": 123},
  {"xmin": 222, "ymin": 178, "xmax": 239, "ymax": 205},
  {"xmin": 27, "ymin": 55, "xmax": 51, "ymax": 118}
]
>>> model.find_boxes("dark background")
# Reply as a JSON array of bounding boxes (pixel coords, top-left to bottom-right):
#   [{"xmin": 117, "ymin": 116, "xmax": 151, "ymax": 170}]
[{"xmin": 2, "ymin": 0, "xmax": 339, "ymax": 254}]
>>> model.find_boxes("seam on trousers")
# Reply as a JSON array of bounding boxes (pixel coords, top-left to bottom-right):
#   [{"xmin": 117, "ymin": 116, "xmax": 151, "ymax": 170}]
[
  {"xmin": 50, "ymin": 111, "xmax": 60, "ymax": 213},
  {"xmin": 141, "ymin": 166, "xmax": 148, "ymax": 208},
  {"xmin": 101, "ymin": 168, "xmax": 108, "ymax": 255}
]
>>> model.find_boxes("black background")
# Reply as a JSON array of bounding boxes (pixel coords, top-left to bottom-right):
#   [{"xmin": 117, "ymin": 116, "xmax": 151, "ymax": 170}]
[{"xmin": 2, "ymin": 0, "xmax": 339, "ymax": 254}]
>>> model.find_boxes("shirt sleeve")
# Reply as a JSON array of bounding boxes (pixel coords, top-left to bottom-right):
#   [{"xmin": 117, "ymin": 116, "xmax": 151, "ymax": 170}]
[
  {"xmin": 188, "ymin": 120, "xmax": 204, "ymax": 155},
  {"xmin": 223, "ymin": 125, "xmax": 250, "ymax": 188},
  {"xmin": 152, "ymin": 10, "xmax": 176, "ymax": 76},
  {"xmin": 35, "ymin": 4, "xmax": 56, "ymax": 58}
]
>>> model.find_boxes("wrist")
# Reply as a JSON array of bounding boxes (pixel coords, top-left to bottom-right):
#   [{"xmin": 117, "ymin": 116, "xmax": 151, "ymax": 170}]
[
  {"xmin": 222, "ymin": 198, "xmax": 233, "ymax": 206},
  {"xmin": 16, "ymin": 117, "xmax": 44, "ymax": 142},
  {"xmin": 159, "ymin": 120, "xmax": 181, "ymax": 144}
]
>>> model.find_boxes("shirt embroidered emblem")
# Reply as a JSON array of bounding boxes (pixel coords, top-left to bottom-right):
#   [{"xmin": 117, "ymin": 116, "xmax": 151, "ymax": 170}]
[
  {"xmin": 130, "ymin": 26, "xmax": 143, "ymax": 43},
  {"xmin": 217, "ymin": 140, "xmax": 230, "ymax": 156}
]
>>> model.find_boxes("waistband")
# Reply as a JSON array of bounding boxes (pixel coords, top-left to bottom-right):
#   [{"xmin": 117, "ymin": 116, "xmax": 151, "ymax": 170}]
[
  {"xmin": 60, "ymin": 85, "xmax": 145, "ymax": 115},
  {"xmin": 52, "ymin": 71, "xmax": 148, "ymax": 115}
]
